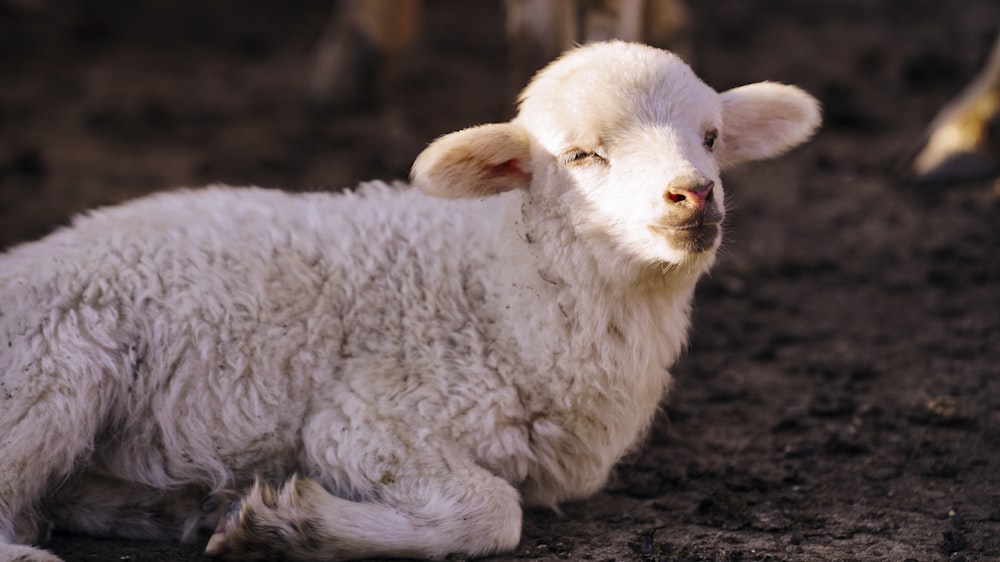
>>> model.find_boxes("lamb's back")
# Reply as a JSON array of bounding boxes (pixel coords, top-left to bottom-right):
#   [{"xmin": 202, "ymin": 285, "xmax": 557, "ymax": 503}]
[
  {"xmin": 2, "ymin": 183, "xmax": 494, "ymax": 345},
  {"xmin": 0, "ymin": 183, "xmax": 505, "ymax": 485}
]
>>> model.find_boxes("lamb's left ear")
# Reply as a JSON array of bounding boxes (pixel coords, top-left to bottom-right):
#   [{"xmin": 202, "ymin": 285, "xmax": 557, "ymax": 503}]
[
  {"xmin": 411, "ymin": 123, "xmax": 533, "ymax": 198},
  {"xmin": 717, "ymin": 82, "xmax": 822, "ymax": 169}
]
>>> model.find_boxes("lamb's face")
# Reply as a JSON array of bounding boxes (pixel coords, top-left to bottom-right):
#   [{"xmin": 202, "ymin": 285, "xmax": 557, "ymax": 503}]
[
  {"xmin": 411, "ymin": 41, "xmax": 821, "ymax": 279},
  {"xmin": 516, "ymin": 42, "xmax": 727, "ymax": 266}
]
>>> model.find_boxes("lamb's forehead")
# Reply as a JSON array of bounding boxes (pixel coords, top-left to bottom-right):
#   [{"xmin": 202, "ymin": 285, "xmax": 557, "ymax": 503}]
[{"xmin": 516, "ymin": 41, "xmax": 719, "ymax": 147}]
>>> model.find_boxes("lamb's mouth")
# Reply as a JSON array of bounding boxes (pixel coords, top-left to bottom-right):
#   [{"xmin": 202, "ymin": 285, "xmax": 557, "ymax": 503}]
[{"xmin": 648, "ymin": 223, "xmax": 721, "ymax": 253}]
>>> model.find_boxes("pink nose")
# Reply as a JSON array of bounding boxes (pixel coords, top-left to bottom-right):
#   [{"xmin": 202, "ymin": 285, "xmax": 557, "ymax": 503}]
[{"xmin": 664, "ymin": 176, "xmax": 715, "ymax": 210}]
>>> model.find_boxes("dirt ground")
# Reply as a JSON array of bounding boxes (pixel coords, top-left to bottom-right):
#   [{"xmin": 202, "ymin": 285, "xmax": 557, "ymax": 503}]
[{"xmin": 2, "ymin": 0, "xmax": 999, "ymax": 560}]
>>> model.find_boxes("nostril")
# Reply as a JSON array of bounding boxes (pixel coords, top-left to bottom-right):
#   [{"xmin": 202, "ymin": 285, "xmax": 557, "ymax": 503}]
[
  {"xmin": 664, "ymin": 176, "xmax": 714, "ymax": 206},
  {"xmin": 698, "ymin": 180, "xmax": 715, "ymax": 198}
]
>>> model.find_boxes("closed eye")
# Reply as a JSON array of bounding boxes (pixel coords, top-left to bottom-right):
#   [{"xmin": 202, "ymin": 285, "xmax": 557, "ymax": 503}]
[{"xmin": 562, "ymin": 148, "xmax": 608, "ymax": 166}]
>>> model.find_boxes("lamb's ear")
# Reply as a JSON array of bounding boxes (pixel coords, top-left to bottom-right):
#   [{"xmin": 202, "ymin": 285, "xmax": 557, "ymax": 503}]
[
  {"xmin": 411, "ymin": 123, "xmax": 533, "ymax": 198},
  {"xmin": 717, "ymin": 82, "xmax": 822, "ymax": 169}
]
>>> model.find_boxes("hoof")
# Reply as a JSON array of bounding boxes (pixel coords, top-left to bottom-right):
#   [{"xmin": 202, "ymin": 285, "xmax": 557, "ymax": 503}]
[
  {"xmin": 201, "ymin": 477, "xmax": 311, "ymax": 560},
  {"xmin": 203, "ymin": 499, "xmax": 243, "ymax": 557}
]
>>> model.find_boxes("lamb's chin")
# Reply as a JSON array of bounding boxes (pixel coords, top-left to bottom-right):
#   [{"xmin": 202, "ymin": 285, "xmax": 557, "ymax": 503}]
[
  {"xmin": 647, "ymin": 224, "xmax": 721, "ymax": 255},
  {"xmin": 628, "ymin": 251, "xmax": 716, "ymax": 290}
]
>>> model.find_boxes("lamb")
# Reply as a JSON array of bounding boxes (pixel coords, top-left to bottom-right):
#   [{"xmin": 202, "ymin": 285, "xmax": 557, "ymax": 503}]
[{"xmin": 0, "ymin": 41, "xmax": 821, "ymax": 561}]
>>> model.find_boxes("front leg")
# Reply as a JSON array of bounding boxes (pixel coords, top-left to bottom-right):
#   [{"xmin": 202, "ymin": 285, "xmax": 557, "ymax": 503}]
[{"xmin": 204, "ymin": 433, "xmax": 522, "ymax": 560}]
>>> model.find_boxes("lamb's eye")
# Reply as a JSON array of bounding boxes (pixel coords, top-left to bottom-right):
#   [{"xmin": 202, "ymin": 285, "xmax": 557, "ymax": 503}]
[
  {"xmin": 703, "ymin": 129, "xmax": 718, "ymax": 151},
  {"xmin": 563, "ymin": 149, "xmax": 593, "ymax": 164},
  {"xmin": 562, "ymin": 149, "xmax": 607, "ymax": 166}
]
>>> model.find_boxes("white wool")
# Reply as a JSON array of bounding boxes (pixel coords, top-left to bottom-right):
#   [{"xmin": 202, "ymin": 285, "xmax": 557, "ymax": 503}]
[{"xmin": 0, "ymin": 41, "xmax": 820, "ymax": 561}]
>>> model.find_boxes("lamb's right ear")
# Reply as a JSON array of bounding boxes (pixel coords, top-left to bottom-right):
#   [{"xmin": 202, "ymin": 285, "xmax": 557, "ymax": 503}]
[
  {"xmin": 717, "ymin": 82, "xmax": 822, "ymax": 169},
  {"xmin": 411, "ymin": 123, "xmax": 533, "ymax": 198}
]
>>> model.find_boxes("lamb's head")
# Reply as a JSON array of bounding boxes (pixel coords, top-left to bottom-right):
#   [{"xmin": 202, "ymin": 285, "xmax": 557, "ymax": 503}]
[{"xmin": 412, "ymin": 41, "xmax": 821, "ymax": 283}]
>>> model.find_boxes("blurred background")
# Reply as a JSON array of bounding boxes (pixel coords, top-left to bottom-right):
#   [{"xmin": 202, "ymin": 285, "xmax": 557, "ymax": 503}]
[
  {"xmin": 1, "ymin": 0, "xmax": 996, "ymax": 249},
  {"xmin": 2, "ymin": 0, "xmax": 999, "ymax": 560}
]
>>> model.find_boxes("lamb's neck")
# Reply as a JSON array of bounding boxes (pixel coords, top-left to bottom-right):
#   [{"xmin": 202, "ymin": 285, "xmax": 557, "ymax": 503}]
[
  {"xmin": 484, "ymin": 191, "xmax": 705, "ymax": 377},
  {"xmin": 479, "ymin": 192, "xmax": 709, "ymax": 505}
]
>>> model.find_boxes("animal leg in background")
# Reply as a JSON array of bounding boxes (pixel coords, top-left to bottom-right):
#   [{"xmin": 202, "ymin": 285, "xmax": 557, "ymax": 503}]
[
  {"xmin": 308, "ymin": 0, "xmax": 422, "ymax": 108},
  {"xmin": 909, "ymin": 32, "xmax": 1000, "ymax": 187}
]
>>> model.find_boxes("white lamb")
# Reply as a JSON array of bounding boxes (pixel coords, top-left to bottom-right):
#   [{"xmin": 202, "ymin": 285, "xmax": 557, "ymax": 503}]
[{"xmin": 0, "ymin": 41, "xmax": 820, "ymax": 561}]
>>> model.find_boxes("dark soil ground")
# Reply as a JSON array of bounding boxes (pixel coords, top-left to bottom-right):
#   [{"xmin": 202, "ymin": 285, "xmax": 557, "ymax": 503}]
[{"xmin": 2, "ymin": 0, "xmax": 999, "ymax": 560}]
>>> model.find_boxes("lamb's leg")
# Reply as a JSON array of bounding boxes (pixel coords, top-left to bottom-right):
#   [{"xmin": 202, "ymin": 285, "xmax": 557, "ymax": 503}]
[
  {"xmin": 44, "ymin": 471, "xmax": 232, "ymax": 544},
  {"xmin": 0, "ymin": 543, "xmax": 64, "ymax": 562},
  {"xmin": 203, "ymin": 463, "xmax": 522, "ymax": 560},
  {"xmin": 1, "ymin": 325, "xmax": 120, "ymax": 561},
  {"xmin": 0, "ymin": 384, "xmax": 106, "ymax": 562}
]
